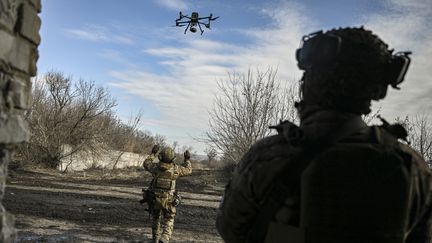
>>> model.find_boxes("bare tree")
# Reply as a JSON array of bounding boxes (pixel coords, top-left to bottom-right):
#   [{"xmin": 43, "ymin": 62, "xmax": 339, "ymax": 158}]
[
  {"xmin": 204, "ymin": 147, "xmax": 218, "ymax": 163},
  {"xmin": 172, "ymin": 141, "xmax": 179, "ymax": 153},
  {"xmin": 133, "ymin": 130, "xmax": 166, "ymax": 154},
  {"xmin": 110, "ymin": 110, "xmax": 144, "ymax": 170},
  {"xmin": 20, "ymin": 71, "xmax": 116, "ymax": 168},
  {"xmin": 154, "ymin": 134, "xmax": 167, "ymax": 148},
  {"xmin": 205, "ymin": 67, "xmax": 299, "ymax": 164},
  {"xmin": 18, "ymin": 71, "xmax": 174, "ymax": 171},
  {"xmin": 397, "ymin": 114, "xmax": 432, "ymax": 163}
]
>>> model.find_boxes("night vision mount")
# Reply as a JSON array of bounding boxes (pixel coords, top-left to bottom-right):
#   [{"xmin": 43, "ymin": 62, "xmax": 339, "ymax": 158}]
[{"xmin": 295, "ymin": 30, "xmax": 412, "ymax": 89}]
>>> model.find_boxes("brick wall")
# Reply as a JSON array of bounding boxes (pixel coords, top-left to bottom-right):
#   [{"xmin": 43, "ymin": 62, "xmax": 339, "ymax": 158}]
[{"xmin": 0, "ymin": 0, "xmax": 41, "ymax": 241}]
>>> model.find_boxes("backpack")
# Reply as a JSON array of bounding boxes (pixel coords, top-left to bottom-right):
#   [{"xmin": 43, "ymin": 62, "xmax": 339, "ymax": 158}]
[
  {"xmin": 249, "ymin": 119, "xmax": 413, "ymax": 243},
  {"xmin": 299, "ymin": 135, "xmax": 412, "ymax": 243}
]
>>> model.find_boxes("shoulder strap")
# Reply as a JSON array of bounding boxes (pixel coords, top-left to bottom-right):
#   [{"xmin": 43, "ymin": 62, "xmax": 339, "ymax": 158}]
[
  {"xmin": 150, "ymin": 163, "xmax": 162, "ymax": 190},
  {"xmin": 247, "ymin": 117, "xmax": 367, "ymax": 243}
]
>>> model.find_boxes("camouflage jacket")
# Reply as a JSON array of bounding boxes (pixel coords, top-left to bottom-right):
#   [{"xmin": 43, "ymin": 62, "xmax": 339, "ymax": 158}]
[
  {"xmin": 143, "ymin": 155, "xmax": 192, "ymax": 197},
  {"xmin": 216, "ymin": 111, "xmax": 432, "ymax": 243}
]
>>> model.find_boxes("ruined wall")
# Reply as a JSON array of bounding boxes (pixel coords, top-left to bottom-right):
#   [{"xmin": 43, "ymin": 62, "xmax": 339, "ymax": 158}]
[
  {"xmin": 0, "ymin": 0, "xmax": 41, "ymax": 241},
  {"xmin": 59, "ymin": 146, "xmax": 147, "ymax": 172}
]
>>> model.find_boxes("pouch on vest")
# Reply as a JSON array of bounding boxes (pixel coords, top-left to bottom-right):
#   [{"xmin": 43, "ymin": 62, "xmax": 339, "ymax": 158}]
[
  {"xmin": 172, "ymin": 191, "xmax": 182, "ymax": 207},
  {"xmin": 153, "ymin": 165, "xmax": 177, "ymax": 192},
  {"xmin": 300, "ymin": 143, "xmax": 412, "ymax": 243}
]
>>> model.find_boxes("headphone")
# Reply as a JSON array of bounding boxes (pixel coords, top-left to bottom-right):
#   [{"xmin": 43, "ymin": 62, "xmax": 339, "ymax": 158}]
[{"xmin": 295, "ymin": 30, "xmax": 412, "ymax": 89}]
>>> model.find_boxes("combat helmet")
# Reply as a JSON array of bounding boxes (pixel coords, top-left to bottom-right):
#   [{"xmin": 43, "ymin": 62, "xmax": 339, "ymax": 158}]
[
  {"xmin": 158, "ymin": 147, "xmax": 176, "ymax": 163},
  {"xmin": 295, "ymin": 27, "xmax": 411, "ymax": 115}
]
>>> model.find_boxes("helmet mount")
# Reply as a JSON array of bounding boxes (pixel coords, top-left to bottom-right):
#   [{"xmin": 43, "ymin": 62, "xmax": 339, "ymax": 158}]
[{"xmin": 295, "ymin": 29, "xmax": 412, "ymax": 89}]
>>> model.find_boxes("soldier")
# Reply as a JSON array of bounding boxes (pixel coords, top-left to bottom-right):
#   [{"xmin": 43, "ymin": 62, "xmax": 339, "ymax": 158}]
[
  {"xmin": 216, "ymin": 27, "xmax": 432, "ymax": 243},
  {"xmin": 143, "ymin": 145, "xmax": 192, "ymax": 243}
]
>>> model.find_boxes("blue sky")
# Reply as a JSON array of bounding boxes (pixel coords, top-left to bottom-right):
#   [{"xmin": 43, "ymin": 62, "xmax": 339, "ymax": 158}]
[{"xmin": 38, "ymin": 0, "xmax": 432, "ymax": 154}]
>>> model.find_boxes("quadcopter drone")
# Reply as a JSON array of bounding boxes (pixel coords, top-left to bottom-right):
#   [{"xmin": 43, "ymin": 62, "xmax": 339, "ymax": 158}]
[{"xmin": 175, "ymin": 11, "xmax": 219, "ymax": 35}]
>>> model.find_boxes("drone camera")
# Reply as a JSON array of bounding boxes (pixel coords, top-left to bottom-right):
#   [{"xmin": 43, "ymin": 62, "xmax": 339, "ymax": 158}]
[{"xmin": 190, "ymin": 27, "xmax": 197, "ymax": 33}]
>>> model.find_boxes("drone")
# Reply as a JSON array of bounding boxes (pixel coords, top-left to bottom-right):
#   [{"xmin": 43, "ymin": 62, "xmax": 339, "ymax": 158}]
[{"xmin": 174, "ymin": 11, "xmax": 219, "ymax": 35}]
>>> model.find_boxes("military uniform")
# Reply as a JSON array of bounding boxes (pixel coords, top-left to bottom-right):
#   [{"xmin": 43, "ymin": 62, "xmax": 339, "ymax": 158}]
[
  {"xmin": 216, "ymin": 27, "xmax": 432, "ymax": 243},
  {"xmin": 143, "ymin": 148, "xmax": 192, "ymax": 243},
  {"xmin": 216, "ymin": 110, "xmax": 432, "ymax": 243}
]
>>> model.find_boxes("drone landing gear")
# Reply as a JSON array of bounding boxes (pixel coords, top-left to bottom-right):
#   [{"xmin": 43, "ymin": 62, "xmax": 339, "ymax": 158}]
[
  {"xmin": 198, "ymin": 23, "xmax": 204, "ymax": 35},
  {"xmin": 184, "ymin": 23, "xmax": 190, "ymax": 34}
]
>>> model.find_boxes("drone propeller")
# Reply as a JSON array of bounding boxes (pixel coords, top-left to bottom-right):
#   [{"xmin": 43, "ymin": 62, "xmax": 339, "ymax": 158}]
[
  {"xmin": 176, "ymin": 11, "xmax": 182, "ymax": 21},
  {"xmin": 177, "ymin": 11, "xmax": 191, "ymax": 21},
  {"xmin": 199, "ymin": 16, "xmax": 219, "ymax": 21},
  {"xmin": 208, "ymin": 13, "xmax": 220, "ymax": 21}
]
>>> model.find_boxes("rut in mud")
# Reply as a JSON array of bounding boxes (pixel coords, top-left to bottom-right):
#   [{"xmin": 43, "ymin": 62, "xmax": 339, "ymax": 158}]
[{"xmin": 5, "ymin": 167, "xmax": 228, "ymax": 242}]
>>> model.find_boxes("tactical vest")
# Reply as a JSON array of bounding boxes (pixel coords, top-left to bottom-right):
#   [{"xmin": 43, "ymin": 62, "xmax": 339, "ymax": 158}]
[
  {"xmin": 265, "ymin": 127, "xmax": 414, "ymax": 243},
  {"xmin": 153, "ymin": 164, "xmax": 177, "ymax": 194}
]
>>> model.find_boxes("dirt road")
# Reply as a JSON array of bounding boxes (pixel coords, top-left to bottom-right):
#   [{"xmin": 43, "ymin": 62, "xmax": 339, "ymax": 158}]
[{"xmin": 4, "ymin": 167, "xmax": 227, "ymax": 242}]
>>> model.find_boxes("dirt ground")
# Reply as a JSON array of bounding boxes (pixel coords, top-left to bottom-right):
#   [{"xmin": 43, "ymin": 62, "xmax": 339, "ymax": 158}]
[{"xmin": 4, "ymin": 165, "xmax": 229, "ymax": 242}]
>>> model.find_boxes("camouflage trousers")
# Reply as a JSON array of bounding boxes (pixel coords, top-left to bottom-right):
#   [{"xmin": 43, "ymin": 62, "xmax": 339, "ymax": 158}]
[{"xmin": 151, "ymin": 198, "xmax": 176, "ymax": 243}]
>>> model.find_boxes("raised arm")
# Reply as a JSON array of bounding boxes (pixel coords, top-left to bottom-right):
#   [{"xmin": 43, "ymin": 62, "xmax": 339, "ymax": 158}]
[
  {"xmin": 143, "ymin": 145, "xmax": 160, "ymax": 173},
  {"xmin": 176, "ymin": 150, "xmax": 193, "ymax": 176}
]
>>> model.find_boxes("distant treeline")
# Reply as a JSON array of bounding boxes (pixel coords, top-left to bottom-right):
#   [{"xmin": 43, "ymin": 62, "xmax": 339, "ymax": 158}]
[
  {"xmin": 17, "ymin": 71, "xmax": 166, "ymax": 169},
  {"xmin": 204, "ymin": 67, "xmax": 432, "ymax": 168}
]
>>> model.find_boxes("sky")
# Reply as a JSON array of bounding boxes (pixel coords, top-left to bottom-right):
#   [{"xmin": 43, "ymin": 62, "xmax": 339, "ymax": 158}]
[{"xmin": 38, "ymin": 0, "xmax": 432, "ymax": 154}]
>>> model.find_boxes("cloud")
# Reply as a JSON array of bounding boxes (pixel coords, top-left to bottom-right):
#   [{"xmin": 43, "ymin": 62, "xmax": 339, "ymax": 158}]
[
  {"xmin": 109, "ymin": 2, "xmax": 313, "ymax": 151},
  {"xmin": 361, "ymin": 0, "xmax": 432, "ymax": 119},
  {"xmin": 64, "ymin": 24, "xmax": 135, "ymax": 45},
  {"xmin": 154, "ymin": 0, "xmax": 188, "ymax": 10},
  {"xmin": 99, "ymin": 49, "xmax": 139, "ymax": 68},
  {"xmin": 109, "ymin": 0, "xmax": 432, "ymax": 152}
]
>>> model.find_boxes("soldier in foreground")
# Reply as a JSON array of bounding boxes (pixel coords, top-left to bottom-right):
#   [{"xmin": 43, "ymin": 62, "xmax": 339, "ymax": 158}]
[
  {"xmin": 216, "ymin": 27, "xmax": 432, "ymax": 243},
  {"xmin": 143, "ymin": 145, "xmax": 192, "ymax": 243}
]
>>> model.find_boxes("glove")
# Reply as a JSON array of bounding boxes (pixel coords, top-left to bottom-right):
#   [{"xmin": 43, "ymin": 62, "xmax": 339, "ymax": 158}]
[
  {"xmin": 184, "ymin": 150, "xmax": 191, "ymax": 160},
  {"xmin": 151, "ymin": 145, "xmax": 160, "ymax": 155}
]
